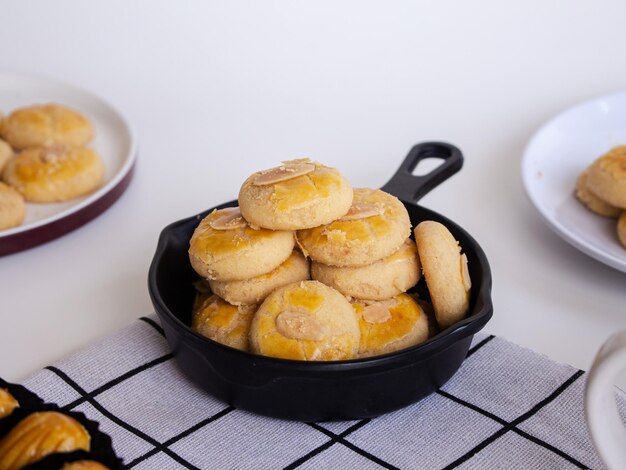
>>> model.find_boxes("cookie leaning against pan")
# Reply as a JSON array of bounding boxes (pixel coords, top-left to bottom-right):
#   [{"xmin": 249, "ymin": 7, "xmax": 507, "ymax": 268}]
[
  {"xmin": 297, "ymin": 188, "xmax": 411, "ymax": 267},
  {"xmin": 414, "ymin": 220, "xmax": 471, "ymax": 330},
  {"xmin": 238, "ymin": 159, "xmax": 353, "ymax": 230}
]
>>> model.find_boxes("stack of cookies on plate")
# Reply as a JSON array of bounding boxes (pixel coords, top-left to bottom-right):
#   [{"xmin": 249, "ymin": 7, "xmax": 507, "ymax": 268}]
[
  {"xmin": 188, "ymin": 159, "xmax": 471, "ymax": 361},
  {"xmin": 0, "ymin": 104, "xmax": 105, "ymax": 230},
  {"xmin": 575, "ymin": 146, "xmax": 626, "ymax": 248}
]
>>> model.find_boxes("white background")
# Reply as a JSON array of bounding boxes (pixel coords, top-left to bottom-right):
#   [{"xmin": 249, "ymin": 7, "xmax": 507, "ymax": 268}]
[{"xmin": 1, "ymin": 1, "xmax": 625, "ymax": 389}]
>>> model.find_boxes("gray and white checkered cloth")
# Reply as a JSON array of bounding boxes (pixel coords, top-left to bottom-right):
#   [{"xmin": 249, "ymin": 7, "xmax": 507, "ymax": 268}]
[{"xmin": 22, "ymin": 315, "xmax": 626, "ymax": 469}]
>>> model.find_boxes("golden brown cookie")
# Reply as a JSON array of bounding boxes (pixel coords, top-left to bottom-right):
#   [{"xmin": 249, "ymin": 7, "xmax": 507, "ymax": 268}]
[
  {"xmin": 61, "ymin": 461, "xmax": 109, "ymax": 470},
  {"xmin": 0, "ymin": 138, "xmax": 13, "ymax": 173},
  {"xmin": 0, "ymin": 388, "xmax": 19, "ymax": 419},
  {"xmin": 0, "ymin": 182, "xmax": 26, "ymax": 230},
  {"xmin": 618, "ymin": 211, "xmax": 626, "ymax": 249},
  {"xmin": 586, "ymin": 146, "xmax": 626, "ymax": 209},
  {"xmin": 208, "ymin": 250, "xmax": 310, "ymax": 305},
  {"xmin": 311, "ymin": 238, "xmax": 420, "ymax": 300},
  {"xmin": 352, "ymin": 293, "xmax": 429, "ymax": 358},
  {"xmin": 297, "ymin": 188, "xmax": 411, "ymax": 267},
  {"xmin": 414, "ymin": 220, "xmax": 471, "ymax": 330},
  {"xmin": 188, "ymin": 207, "xmax": 295, "ymax": 281},
  {"xmin": 192, "ymin": 294, "xmax": 256, "ymax": 351},
  {"xmin": 238, "ymin": 159, "xmax": 353, "ymax": 230},
  {"xmin": 1, "ymin": 103, "xmax": 94, "ymax": 150},
  {"xmin": 575, "ymin": 165, "xmax": 621, "ymax": 217},
  {"xmin": 249, "ymin": 280, "xmax": 360, "ymax": 361},
  {"xmin": 0, "ymin": 411, "xmax": 90, "ymax": 470},
  {"xmin": 2, "ymin": 145, "xmax": 105, "ymax": 202}
]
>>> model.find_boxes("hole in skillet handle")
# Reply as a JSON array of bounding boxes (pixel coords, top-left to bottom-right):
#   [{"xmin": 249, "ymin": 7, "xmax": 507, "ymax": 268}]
[{"xmin": 380, "ymin": 142, "xmax": 463, "ymax": 203}]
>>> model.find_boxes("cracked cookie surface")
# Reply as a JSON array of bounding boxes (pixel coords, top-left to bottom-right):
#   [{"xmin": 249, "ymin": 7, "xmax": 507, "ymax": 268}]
[
  {"xmin": 238, "ymin": 159, "xmax": 353, "ymax": 230},
  {"xmin": 249, "ymin": 280, "xmax": 359, "ymax": 361}
]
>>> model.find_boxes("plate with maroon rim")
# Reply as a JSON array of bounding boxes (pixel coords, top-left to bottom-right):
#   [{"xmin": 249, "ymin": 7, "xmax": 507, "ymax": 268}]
[{"xmin": 0, "ymin": 73, "xmax": 137, "ymax": 255}]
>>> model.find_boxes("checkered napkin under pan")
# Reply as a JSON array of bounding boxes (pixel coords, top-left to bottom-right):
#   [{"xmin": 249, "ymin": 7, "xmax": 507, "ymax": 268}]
[{"xmin": 22, "ymin": 316, "xmax": 626, "ymax": 470}]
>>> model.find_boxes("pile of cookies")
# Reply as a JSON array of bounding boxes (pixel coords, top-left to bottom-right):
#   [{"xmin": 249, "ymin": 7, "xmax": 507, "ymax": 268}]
[
  {"xmin": 0, "ymin": 103, "xmax": 105, "ymax": 230},
  {"xmin": 0, "ymin": 381, "xmax": 119, "ymax": 469},
  {"xmin": 188, "ymin": 159, "xmax": 472, "ymax": 361},
  {"xmin": 575, "ymin": 146, "xmax": 626, "ymax": 248}
]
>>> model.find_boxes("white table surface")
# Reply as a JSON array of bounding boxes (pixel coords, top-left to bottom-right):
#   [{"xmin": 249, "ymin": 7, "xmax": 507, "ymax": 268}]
[{"xmin": 1, "ymin": 0, "xmax": 625, "ymax": 390}]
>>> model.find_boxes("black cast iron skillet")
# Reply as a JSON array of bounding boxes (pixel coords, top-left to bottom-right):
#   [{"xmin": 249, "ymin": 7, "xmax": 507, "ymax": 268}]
[{"xmin": 148, "ymin": 142, "xmax": 493, "ymax": 421}]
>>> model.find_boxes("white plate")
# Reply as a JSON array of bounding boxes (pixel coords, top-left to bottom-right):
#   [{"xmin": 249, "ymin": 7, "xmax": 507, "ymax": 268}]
[
  {"xmin": 0, "ymin": 73, "xmax": 137, "ymax": 254},
  {"xmin": 521, "ymin": 90, "xmax": 626, "ymax": 273}
]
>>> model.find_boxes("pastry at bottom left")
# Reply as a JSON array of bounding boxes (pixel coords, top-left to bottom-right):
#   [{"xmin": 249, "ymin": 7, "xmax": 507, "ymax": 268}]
[{"xmin": 0, "ymin": 379, "xmax": 122, "ymax": 470}]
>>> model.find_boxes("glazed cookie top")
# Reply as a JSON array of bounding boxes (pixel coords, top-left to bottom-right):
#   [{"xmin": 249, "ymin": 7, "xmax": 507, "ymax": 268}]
[
  {"xmin": 0, "ymin": 411, "xmax": 91, "ymax": 469},
  {"xmin": 249, "ymin": 280, "xmax": 360, "ymax": 361},
  {"xmin": 594, "ymin": 146, "xmax": 626, "ymax": 180},
  {"xmin": 2, "ymin": 145, "xmax": 104, "ymax": 202},
  {"xmin": 297, "ymin": 188, "xmax": 411, "ymax": 267},
  {"xmin": 192, "ymin": 294, "xmax": 257, "ymax": 352},
  {"xmin": 238, "ymin": 159, "xmax": 353, "ymax": 230},
  {"xmin": 188, "ymin": 206, "xmax": 295, "ymax": 281},
  {"xmin": 2, "ymin": 103, "xmax": 94, "ymax": 150},
  {"xmin": 352, "ymin": 293, "xmax": 428, "ymax": 358}
]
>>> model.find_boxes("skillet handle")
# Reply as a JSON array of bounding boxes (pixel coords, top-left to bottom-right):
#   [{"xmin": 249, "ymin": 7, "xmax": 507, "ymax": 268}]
[{"xmin": 380, "ymin": 142, "xmax": 464, "ymax": 203}]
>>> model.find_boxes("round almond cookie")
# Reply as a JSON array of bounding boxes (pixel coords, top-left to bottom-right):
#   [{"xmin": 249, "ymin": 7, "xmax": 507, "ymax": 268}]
[
  {"xmin": 238, "ymin": 159, "xmax": 353, "ymax": 230},
  {"xmin": 249, "ymin": 280, "xmax": 360, "ymax": 361},
  {"xmin": 575, "ymin": 166, "xmax": 621, "ymax": 217},
  {"xmin": 0, "ymin": 182, "xmax": 25, "ymax": 230},
  {"xmin": 192, "ymin": 294, "xmax": 257, "ymax": 351},
  {"xmin": 414, "ymin": 220, "xmax": 471, "ymax": 330},
  {"xmin": 311, "ymin": 238, "xmax": 420, "ymax": 300},
  {"xmin": 209, "ymin": 250, "xmax": 310, "ymax": 305},
  {"xmin": 0, "ymin": 139, "xmax": 13, "ymax": 173},
  {"xmin": 1, "ymin": 103, "xmax": 94, "ymax": 150},
  {"xmin": 2, "ymin": 145, "xmax": 104, "ymax": 202},
  {"xmin": 618, "ymin": 211, "xmax": 626, "ymax": 249},
  {"xmin": 586, "ymin": 146, "xmax": 626, "ymax": 209},
  {"xmin": 297, "ymin": 188, "xmax": 411, "ymax": 267},
  {"xmin": 188, "ymin": 206, "xmax": 295, "ymax": 281},
  {"xmin": 352, "ymin": 293, "xmax": 429, "ymax": 358}
]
